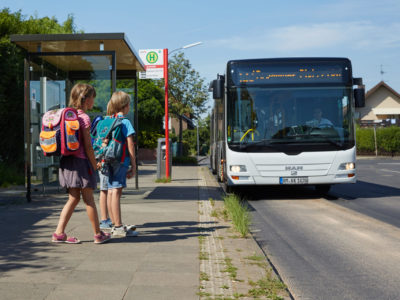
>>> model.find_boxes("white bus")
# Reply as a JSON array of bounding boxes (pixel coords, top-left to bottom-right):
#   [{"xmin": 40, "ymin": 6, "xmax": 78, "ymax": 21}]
[{"xmin": 210, "ymin": 58, "xmax": 365, "ymax": 193}]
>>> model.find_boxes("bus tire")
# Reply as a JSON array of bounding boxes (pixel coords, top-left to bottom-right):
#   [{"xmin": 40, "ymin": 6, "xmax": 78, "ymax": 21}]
[
  {"xmin": 315, "ymin": 184, "xmax": 331, "ymax": 195},
  {"xmin": 225, "ymin": 183, "xmax": 235, "ymax": 194}
]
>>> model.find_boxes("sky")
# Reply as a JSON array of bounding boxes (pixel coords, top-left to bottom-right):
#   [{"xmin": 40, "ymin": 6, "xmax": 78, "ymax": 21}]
[{"xmin": 3, "ymin": 0, "xmax": 400, "ymax": 112}]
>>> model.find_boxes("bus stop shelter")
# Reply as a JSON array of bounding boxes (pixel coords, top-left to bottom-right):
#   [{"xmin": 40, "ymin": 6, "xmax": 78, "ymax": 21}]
[{"xmin": 10, "ymin": 33, "xmax": 145, "ymax": 202}]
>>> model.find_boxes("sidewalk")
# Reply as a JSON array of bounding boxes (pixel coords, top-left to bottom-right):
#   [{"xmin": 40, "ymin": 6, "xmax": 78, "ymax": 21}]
[{"xmin": 0, "ymin": 162, "xmax": 289, "ymax": 300}]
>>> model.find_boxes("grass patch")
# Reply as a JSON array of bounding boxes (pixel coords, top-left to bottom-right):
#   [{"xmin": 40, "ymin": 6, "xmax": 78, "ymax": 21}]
[
  {"xmin": 245, "ymin": 254, "xmax": 265, "ymax": 262},
  {"xmin": 209, "ymin": 197, "xmax": 215, "ymax": 207},
  {"xmin": 155, "ymin": 177, "xmax": 171, "ymax": 183},
  {"xmin": 198, "ymin": 235, "xmax": 205, "ymax": 245},
  {"xmin": 222, "ymin": 257, "xmax": 238, "ymax": 279},
  {"xmin": 200, "ymin": 272, "xmax": 210, "ymax": 281},
  {"xmin": 248, "ymin": 270, "xmax": 287, "ymax": 300},
  {"xmin": 196, "ymin": 291, "xmax": 211, "ymax": 297},
  {"xmin": 221, "ymin": 284, "xmax": 229, "ymax": 289},
  {"xmin": 199, "ymin": 251, "xmax": 209, "ymax": 260},
  {"xmin": 210, "ymin": 209, "xmax": 219, "ymax": 218},
  {"xmin": 223, "ymin": 194, "xmax": 251, "ymax": 237}
]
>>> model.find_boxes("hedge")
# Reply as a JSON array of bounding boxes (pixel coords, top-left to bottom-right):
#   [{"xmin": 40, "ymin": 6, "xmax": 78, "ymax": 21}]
[{"xmin": 357, "ymin": 126, "xmax": 400, "ymax": 156}]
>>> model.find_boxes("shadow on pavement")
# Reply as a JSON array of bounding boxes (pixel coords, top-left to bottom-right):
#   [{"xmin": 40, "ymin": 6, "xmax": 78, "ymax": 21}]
[
  {"xmin": 145, "ymin": 186, "xmax": 199, "ymax": 201},
  {"xmin": 0, "ymin": 198, "xmax": 71, "ymax": 274},
  {"xmin": 331, "ymin": 180, "xmax": 400, "ymax": 200},
  {"xmin": 110, "ymin": 220, "xmax": 229, "ymax": 244}
]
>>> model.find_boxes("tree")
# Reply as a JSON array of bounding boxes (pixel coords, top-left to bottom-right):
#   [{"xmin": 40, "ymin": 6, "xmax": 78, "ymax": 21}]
[
  {"xmin": 138, "ymin": 79, "xmax": 164, "ymax": 132},
  {"xmin": 166, "ymin": 52, "xmax": 209, "ymax": 155},
  {"xmin": 0, "ymin": 8, "xmax": 78, "ymax": 175}
]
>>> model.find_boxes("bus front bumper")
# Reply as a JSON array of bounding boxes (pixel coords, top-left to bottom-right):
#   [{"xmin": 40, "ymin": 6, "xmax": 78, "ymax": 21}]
[{"xmin": 227, "ymin": 173, "xmax": 356, "ymax": 186}]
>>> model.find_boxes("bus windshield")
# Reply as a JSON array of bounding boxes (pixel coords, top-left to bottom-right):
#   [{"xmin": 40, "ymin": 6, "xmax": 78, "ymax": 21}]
[{"xmin": 227, "ymin": 86, "xmax": 354, "ymax": 152}]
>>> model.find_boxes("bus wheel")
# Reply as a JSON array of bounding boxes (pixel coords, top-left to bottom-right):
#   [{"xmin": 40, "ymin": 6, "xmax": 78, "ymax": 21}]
[
  {"xmin": 225, "ymin": 184, "xmax": 235, "ymax": 194},
  {"xmin": 315, "ymin": 184, "xmax": 331, "ymax": 195},
  {"xmin": 210, "ymin": 157, "xmax": 217, "ymax": 174}
]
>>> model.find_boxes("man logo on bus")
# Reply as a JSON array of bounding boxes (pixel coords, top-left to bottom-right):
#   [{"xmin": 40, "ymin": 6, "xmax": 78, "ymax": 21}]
[
  {"xmin": 285, "ymin": 166, "xmax": 303, "ymax": 171},
  {"xmin": 146, "ymin": 51, "xmax": 158, "ymax": 64}
]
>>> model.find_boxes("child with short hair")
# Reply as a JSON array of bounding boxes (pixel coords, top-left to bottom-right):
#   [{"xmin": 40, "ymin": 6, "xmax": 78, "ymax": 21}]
[
  {"xmin": 104, "ymin": 91, "xmax": 137, "ymax": 237},
  {"xmin": 52, "ymin": 83, "xmax": 111, "ymax": 244}
]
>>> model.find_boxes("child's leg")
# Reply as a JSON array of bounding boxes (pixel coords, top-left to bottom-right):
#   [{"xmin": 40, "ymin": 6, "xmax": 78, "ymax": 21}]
[
  {"xmin": 82, "ymin": 187, "xmax": 101, "ymax": 235},
  {"xmin": 109, "ymin": 187, "xmax": 123, "ymax": 227},
  {"xmin": 99, "ymin": 190, "xmax": 108, "ymax": 221},
  {"xmin": 55, "ymin": 188, "xmax": 81, "ymax": 234},
  {"xmin": 106, "ymin": 190, "xmax": 113, "ymax": 224},
  {"xmin": 98, "ymin": 171, "xmax": 110, "ymax": 222}
]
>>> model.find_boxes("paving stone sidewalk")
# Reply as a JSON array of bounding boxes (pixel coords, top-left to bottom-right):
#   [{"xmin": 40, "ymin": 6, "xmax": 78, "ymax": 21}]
[{"xmin": 0, "ymin": 162, "xmax": 290, "ymax": 300}]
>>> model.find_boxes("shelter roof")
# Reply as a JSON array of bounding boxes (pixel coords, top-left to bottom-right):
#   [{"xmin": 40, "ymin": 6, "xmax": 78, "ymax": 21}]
[{"xmin": 10, "ymin": 33, "xmax": 144, "ymax": 72}]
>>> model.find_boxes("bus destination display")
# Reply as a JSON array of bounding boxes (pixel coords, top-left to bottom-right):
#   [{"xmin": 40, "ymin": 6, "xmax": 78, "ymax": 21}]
[{"xmin": 230, "ymin": 62, "xmax": 350, "ymax": 85}]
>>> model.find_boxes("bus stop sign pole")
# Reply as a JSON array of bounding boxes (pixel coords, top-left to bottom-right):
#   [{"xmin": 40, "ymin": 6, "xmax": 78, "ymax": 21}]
[{"xmin": 163, "ymin": 48, "xmax": 170, "ymax": 178}]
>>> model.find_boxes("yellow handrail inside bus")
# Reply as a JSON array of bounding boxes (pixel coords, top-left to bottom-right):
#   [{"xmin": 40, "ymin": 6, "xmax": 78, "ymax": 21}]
[{"xmin": 240, "ymin": 128, "xmax": 258, "ymax": 142}]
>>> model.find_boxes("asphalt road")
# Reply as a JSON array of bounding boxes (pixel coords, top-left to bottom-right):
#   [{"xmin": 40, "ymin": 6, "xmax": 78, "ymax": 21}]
[{"xmin": 246, "ymin": 158, "xmax": 400, "ymax": 300}]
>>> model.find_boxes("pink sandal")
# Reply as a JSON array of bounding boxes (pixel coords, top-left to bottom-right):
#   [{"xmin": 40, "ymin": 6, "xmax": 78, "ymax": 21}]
[
  {"xmin": 52, "ymin": 232, "xmax": 81, "ymax": 244},
  {"xmin": 94, "ymin": 231, "xmax": 111, "ymax": 244}
]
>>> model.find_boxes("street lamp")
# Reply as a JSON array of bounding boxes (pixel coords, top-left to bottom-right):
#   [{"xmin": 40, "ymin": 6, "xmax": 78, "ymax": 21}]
[{"xmin": 169, "ymin": 41, "xmax": 203, "ymax": 56}]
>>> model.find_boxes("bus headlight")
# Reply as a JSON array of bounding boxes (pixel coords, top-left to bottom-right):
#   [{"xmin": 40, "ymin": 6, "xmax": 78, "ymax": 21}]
[
  {"xmin": 230, "ymin": 165, "xmax": 247, "ymax": 172},
  {"xmin": 339, "ymin": 162, "xmax": 355, "ymax": 170}
]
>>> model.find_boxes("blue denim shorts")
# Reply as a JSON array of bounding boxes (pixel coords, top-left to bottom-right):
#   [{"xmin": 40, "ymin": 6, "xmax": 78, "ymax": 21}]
[
  {"xmin": 99, "ymin": 171, "xmax": 108, "ymax": 191},
  {"xmin": 108, "ymin": 165, "xmax": 128, "ymax": 189}
]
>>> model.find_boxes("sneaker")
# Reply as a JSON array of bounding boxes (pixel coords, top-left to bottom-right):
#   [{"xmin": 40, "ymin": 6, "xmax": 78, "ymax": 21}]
[
  {"xmin": 94, "ymin": 231, "xmax": 111, "ymax": 244},
  {"xmin": 124, "ymin": 224, "xmax": 137, "ymax": 231},
  {"xmin": 111, "ymin": 225, "xmax": 138, "ymax": 237},
  {"xmin": 111, "ymin": 225, "xmax": 126, "ymax": 237},
  {"xmin": 100, "ymin": 219, "xmax": 113, "ymax": 232}
]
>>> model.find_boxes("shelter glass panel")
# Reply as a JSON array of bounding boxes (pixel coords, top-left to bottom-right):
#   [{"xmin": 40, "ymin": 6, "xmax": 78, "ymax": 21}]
[{"xmin": 27, "ymin": 54, "xmax": 113, "ymax": 187}]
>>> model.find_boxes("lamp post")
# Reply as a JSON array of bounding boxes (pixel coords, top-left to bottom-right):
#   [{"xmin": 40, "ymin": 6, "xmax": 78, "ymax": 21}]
[
  {"xmin": 164, "ymin": 41, "xmax": 202, "ymax": 178},
  {"xmin": 169, "ymin": 42, "xmax": 202, "ymax": 57}
]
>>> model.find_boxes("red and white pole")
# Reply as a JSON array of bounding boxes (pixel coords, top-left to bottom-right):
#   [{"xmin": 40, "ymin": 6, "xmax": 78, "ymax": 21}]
[{"xmin": 163, "ymin": 48, "xmax": 170, "ymax": 178}]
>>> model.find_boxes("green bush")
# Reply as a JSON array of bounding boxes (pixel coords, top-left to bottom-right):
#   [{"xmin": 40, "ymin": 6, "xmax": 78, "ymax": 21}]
[
  {"xmin": 138, "ymin": 131, "xmax": 164, "ymax": 149},
  {"xmin": 377, "ymin": 126, "xmax": 400, "ymax": 154},
  {"xmin": 0, "ymin": 162, "xmax": 24, "ymax": 187},
  {"xmin": 172, "ymin": 156, "xmax": 198, "ymax": 165},
  {"xmin": 356, "ymin": 126, "xmax": 400, "ymax": 155},
  {"xmin": 356, "ymin": 128, "xmax": 375, "ymax": 152}
]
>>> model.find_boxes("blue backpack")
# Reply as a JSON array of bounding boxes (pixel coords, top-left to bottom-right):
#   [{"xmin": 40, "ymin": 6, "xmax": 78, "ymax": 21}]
[
  {"xmin": 90, "ymin": 115, "xmax": 104, "ymax": 144},
  {"xmin": 92, "ymin": 115, "xmax": 127, "ymax": 164}
]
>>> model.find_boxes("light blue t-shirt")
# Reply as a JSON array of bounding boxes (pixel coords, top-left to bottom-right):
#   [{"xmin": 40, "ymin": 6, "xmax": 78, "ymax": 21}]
[{"xmin": 121, "ymin": 118, "xmax": 135, "ymax": 167}]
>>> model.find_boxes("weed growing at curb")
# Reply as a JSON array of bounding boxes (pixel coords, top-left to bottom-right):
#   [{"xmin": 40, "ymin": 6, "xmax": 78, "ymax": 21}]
[
  {"xmin": 245, "ymin": 254, "xmax": 265, "ymax": 262},
  {"xmin": 155, "ymin": 177, "xmax": 171, "ymax": 183},
  {"xmin": 223, "ymin": 194, "xmax": 251, "ymax": 237},
  {"xmin": 248, "ymin": 270, "xmax": 287, "ymax": 300}
]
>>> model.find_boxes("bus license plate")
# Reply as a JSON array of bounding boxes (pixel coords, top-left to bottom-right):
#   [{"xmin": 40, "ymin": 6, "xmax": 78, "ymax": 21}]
[{"xmin": 280, "ymin": 177, "xmax": 308, "ymax": 184}]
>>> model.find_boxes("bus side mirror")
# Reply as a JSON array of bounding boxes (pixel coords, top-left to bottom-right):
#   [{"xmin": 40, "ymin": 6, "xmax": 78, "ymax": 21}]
[
  {"xmin": 213, "ymin": 76, "xmax": 224, "ymax": 99},
  {"xmin": 354, "ymin": 86, "xmax": 365, "ymax": 108}
]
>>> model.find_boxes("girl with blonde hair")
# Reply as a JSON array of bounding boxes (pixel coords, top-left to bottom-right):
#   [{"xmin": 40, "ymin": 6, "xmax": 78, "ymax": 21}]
[{"xmin": 52, "ymin": 83, "xmax": 111, "ymax": 244}]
